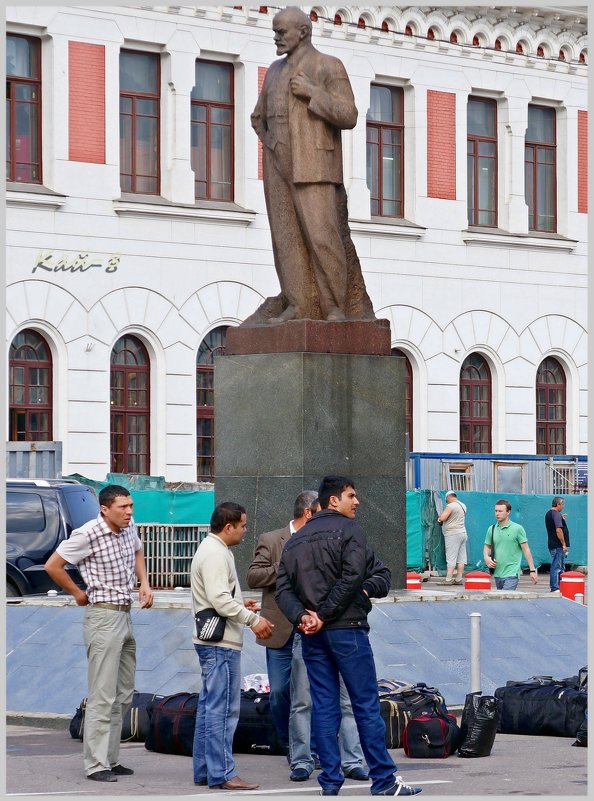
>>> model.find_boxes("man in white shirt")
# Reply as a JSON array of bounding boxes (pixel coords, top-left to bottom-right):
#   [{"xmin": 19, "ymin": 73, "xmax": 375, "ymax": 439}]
[{"xmin": 437, "ymin": 491, "xmax": 468, "ymax": 585}]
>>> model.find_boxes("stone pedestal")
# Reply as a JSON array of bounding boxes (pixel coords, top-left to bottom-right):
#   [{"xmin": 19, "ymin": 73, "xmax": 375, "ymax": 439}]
[{"xmin": 214, "ymin": 350, "xmax": 406, "ymax": 587}]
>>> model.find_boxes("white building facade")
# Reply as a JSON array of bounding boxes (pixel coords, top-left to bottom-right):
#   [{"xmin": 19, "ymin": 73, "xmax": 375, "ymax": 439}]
[{"xmin": 6, "ymin": 5, "xmax": 588, "ymax": 483}]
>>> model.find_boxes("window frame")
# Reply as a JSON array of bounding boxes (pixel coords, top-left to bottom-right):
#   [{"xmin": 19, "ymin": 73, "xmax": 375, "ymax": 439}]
[
  {"xmin": 191, "ymin": 59, "xmax": 234, "ymax": 202},
  {"xmin": 110, "ymin": 334, "xmax": 151, "ymax": 475},
  {"xmin": 459, "ymin": 353, "xmax": 492, "ymax": 454},
  {"xmin": 536, "ymin": 357, "xmax": 566, "ymax": 455},
  {"xmin": 196, "ymin": 326, "xmax": 228, "ymax": 482},
  {"xmin": 467, "ymin": 96, "xmax": 498, "ymax": 228},
  {"xmin": 525, "ymin": 104, "xmax": 557, "ymax": 233},
  {"xmin": 6, "ymin": 33, "xmax": 42, "ymax": 184},
  {"xmin": 367, "ymin": 84, "xmax": 404, "ymax": 218},
  {"xmin": 392, "ymin": 348, "xmax": 413, "ymax": 450},
  {"xmin": 119, "ymin": 49, "xmax": 161, "ymax": 195},
  {"xmin": 9, "ymin": 329, "xmax": 53, "ymax": 441}
]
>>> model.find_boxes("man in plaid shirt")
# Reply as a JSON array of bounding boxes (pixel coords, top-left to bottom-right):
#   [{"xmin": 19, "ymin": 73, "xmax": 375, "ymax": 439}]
[{"xmin": 45, "ymin": 484, "xmax": 153, "ymax": 782}]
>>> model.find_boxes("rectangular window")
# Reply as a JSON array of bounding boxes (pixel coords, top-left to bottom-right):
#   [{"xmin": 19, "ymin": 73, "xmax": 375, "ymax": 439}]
[
  {"xmin": 119, "ymin": 50, "xmax": 160, "ymax": 194},
  {"xmin": 366, "ymin": 85, "xmax": 404, "ymax": 217},
  {"xmin": 6, "ymin": 34, "xmax": 42, "ymax": 183},
  {"xmin": 467, "ymin": 97, "xmax": 497, "ymax": 227},
  {"xmin": 525, "ymin": 104, "xmax": 556, "ymax": 232},
  {"xmin": 191, "ymin": 60, "xmax": 234, "ymax": 201}
]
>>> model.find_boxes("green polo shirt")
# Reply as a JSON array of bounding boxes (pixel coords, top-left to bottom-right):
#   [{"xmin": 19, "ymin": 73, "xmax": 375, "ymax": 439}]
[{"xmin": 485, "ymin": 520, "xmax": 528, "ymax": 578}]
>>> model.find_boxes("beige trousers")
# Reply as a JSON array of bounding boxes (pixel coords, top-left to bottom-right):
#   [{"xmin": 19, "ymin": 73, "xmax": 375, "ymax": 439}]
[{"xmin": 82, "ymin": 606, "xmax": 136, "ymax": 775}]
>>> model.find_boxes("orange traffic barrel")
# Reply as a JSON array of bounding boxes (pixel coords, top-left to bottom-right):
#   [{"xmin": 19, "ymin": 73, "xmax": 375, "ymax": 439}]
[
  {"xmin": 464, "ymin": 570, "xmax": 492, "ymax": 591},
  {"xmin": 560, "ymin": 571, "xmax": 586, "ymax": 601},
  {"xmin": 406, "ymin": 572, "xmax": 422, "ymax": 590}
]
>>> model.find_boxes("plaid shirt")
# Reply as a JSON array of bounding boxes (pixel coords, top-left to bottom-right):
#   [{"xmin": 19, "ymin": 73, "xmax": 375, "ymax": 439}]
[{"xmin": 56, "ymin": 513, "xmax": 142, "ymax": 604}]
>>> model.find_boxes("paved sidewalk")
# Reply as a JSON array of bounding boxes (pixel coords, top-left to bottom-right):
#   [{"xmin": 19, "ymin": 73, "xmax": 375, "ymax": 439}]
[{"xmin": 6, "ymin": 721, "xmax": 587, "ymax": 797}]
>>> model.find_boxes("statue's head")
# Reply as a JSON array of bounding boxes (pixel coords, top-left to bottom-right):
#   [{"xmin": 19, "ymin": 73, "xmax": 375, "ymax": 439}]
[{"xmin": 272, "ymin": 7, "xmax": 312, "ymax": 56}]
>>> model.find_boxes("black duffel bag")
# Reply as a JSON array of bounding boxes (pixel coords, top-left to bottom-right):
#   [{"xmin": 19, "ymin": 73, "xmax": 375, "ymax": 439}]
[
  {"xmin": 457, "ymin": 692, "xmax": 501, "ymax": 758},
  {"xmin": 494, "ymin": 680, "xmax": 587, "ymax": 738},
  {"xmin": 233, "ymin": 689, "xmax": 286, "ymax": 755},
  {"xmin": 403, "ymin": 705, "xmax": 461, "ymax": 758},
  {"xmin": 144, "ymin": 692, "xmax": 199, "ymax": 756},
  {"xmin": 69, "ymin": 691, "xmax": 164, "ymax": 742}
]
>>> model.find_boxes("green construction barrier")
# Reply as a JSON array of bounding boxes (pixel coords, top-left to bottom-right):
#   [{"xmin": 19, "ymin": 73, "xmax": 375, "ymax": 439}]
[
  {"xmin": 430, "ymin": 491, "xmax": 587, "ymax": 571},
  {"xmin": 64, "ymin": 477, "xmax": 587, "ymax": 570}
]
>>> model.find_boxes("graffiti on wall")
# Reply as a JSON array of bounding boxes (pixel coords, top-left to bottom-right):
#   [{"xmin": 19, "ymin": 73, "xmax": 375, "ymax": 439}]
[{"xmin": 32, "ymin": 251, "xmax": 120, "ymax": 274}]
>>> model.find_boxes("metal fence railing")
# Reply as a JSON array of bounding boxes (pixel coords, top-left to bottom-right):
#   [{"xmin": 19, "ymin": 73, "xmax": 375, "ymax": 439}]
[{"xmin": 137, "ymin": 524, "xmax": 209, "ymax": 588}]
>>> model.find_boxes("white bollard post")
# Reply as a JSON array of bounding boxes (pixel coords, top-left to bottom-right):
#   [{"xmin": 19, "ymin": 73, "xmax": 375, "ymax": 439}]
[
  {"xmin": 469, "ymin": 612, "xmax": 481, "ymax": 694},
  {"xmin": 574, "ymin": 593, "xmax": 584, "ymax": 605}
]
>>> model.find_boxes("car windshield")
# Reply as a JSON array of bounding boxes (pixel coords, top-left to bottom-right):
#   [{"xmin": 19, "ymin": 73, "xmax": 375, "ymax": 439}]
[{"xmin": 62, "ymin": 488, "xmax": 100, "ymax": 532}]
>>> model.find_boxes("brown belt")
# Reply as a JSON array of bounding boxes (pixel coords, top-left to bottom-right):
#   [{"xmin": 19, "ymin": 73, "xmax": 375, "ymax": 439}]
[{"xmin": 91, "ymin": 602, "xmax": 131, "ymax": 612}]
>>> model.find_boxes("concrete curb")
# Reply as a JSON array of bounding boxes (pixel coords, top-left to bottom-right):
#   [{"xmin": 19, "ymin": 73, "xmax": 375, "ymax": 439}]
[{"xmin": 7, "ymin": 711, "xmax": 71, "ymax": 730}]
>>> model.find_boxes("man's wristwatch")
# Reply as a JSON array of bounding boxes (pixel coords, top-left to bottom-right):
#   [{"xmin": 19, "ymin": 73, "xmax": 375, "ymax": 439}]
[{"xmin": 530, "ymin": 570, "xmax": 537, "ymax": 573}]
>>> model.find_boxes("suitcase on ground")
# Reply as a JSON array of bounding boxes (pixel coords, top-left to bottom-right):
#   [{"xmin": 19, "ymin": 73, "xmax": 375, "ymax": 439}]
[
  {"xmin": 69, "ymin": 690, "xmax": 164, "ymax": 742},
  {"xmin": 233, "ymin": 689, "xmax": 286, "ymax": 755},
  {"xmin": 494, "ymin": 681, "xmax": 587, "ymax": 738},
  {"xmin": 403, "ymin": 707, "xmax": 461, "ymax": 758},
  {"xmin": 378, "ymin": 680, "xmax": 447, "ymax": 749},
  {"xmin": 144, "ymin": 692, "xmax": 199, "ymax": 756}
]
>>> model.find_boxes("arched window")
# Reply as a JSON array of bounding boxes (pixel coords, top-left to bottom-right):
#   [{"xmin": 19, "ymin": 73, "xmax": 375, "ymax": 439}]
[
  {"xmin": 536, "ymin": 357, "xmax": 566, "ymax": 455},
  {"xmin": 309, "ymin": 9, "xmax": 318, "ymax": 22},
  {"xmin": 495, "ymin": 38, "xmax": 502, "ymax": 51},
  {"xmin": 472, "ymin": 35, "xmax": 480, "ymax": 47},
  {"xmin": 558, "ymin": 49, "xmax": 566, "ymax": 61},
  {"xmin": 9, "ymin": 329, "xmax": 52, "ymax": 441},
  {"xmin": 460, "ymin": 354, "xmax": 492, "ymax": 453},
  {"xmin": 357, "ymin": 16, "xmax": 366, "ymax": 29},
  {"xmin": 427, "ymin": 27, "xmax": 435, "ymax": 40},
  {"xmin": 450, "ymin": 31, "xmax": 458, "ymax": 44},
  {"xmin": 579, "ymin": 50, "xmax": 586, "ymax": 64},
  {"xmin": 515, "ymin": 41, "xmax": 524, "ymax": 54},
  {"xmin": 381, "ymin": 20, "xmax": 390, "ymax": 33},
  {"xmin": 110, "ymin": 335, "xmax": 150, "ymax": 474},
  {"xmin": 537, "ymin": 45, "xmax": 545, "ymax": 57},
  {"xmin": 333, "ymin": 13, "xmax": 342, "ymax": 26},
  {"xmin": 392, "ymin": 348, "xmax": 413, "ymax": 451},
  {"xmin": 196, "ymin": 326, "xmax": 228, "ymax": 482},
  {"xmin": 405, "ymin": 24, "xmax": 413, "ymax": 37}
]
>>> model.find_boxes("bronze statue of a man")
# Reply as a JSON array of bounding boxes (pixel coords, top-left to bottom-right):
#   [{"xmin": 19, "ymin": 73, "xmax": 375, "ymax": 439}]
[{"xmin": 249, "ymin": 6, "xmax": 375, "ymax": 325}]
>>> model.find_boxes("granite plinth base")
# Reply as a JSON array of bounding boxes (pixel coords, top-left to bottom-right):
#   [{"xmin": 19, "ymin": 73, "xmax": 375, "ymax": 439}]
[
  {"xmin": 214, "ymin": 351, "xmax": 407, "ymax": 587},
  {"xmin": 225, "ymin": 318, "xmax": 391, "ymax": 355}
]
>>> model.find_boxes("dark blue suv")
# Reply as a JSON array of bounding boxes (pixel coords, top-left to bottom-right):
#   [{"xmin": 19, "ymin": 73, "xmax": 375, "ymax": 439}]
[{"xmin": 6, "ymin": 479, "xmax": 100, "ymax": 597}]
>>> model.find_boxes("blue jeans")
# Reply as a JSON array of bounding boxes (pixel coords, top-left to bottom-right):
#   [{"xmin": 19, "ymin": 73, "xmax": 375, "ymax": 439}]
[
  {"xmin": 290, "ymin": 633, "xmax": 365, "ymax": 773},
  {"xmin": 265, "ymin": 631, "xmax": 294, "ymax": 752},
  {"xmin": 549, "ymin": 547, "xmax": 565, "ymax": 591},
  {"xmin": 495, "ymin": 576, "xmax": 519, "ymax": 590},
  {"xmin": 193, "ymin": 645, "xmax": 241, "ymax": 786},
  {"xmin": 301, "ymin": 628, "xmax": 396, "ymax": 795}
]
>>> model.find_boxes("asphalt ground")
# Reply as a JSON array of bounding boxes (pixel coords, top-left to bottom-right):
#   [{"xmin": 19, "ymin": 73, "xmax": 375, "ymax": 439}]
[{"xmin": 6, "ymin": 718, "xmax": 588, "ymax": 799}]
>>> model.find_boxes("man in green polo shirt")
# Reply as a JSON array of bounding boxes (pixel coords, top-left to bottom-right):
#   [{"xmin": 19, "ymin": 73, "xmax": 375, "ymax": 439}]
[{"xmin": 483, "ymin": 498, "xmax": 539, "ymax": 590}]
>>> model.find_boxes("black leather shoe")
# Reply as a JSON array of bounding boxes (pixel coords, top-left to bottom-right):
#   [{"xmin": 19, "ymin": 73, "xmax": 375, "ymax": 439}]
[
  {"xmin": 290, "ymin": 767, "xmax": 310, "ymax": 782},
  {"xmin": 345, "ymin": 766, "xmax": 369, "ymax": 781},
  {"xmin": 88, "ymin": 770, "xmax": 117, "ymax": 782},
  {"xmin": 111, "ymin": 764, "xmax": 134, "ymax": 775}
]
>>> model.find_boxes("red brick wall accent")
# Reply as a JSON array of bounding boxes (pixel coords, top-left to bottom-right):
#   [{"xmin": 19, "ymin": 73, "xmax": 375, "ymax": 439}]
[
  {"xmin": 578, "ymin": 110, "xmax": 587, "ymax": 214},
  {"xmin": 257, "ymin": 66, "xmax": 267, "ymax": 180},
  {"xmin": 68, "ymin": 41, "xmax": 105, "ymax": 164},
  {"xmin": 427, "ymin": 90, "xmax": 456, "ymax": 200}
]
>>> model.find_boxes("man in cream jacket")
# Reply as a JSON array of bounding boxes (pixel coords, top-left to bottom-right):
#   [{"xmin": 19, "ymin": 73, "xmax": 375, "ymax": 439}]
[{"xmin": 191, "ymin": 502, "xmax": 273, "ymax": 790}]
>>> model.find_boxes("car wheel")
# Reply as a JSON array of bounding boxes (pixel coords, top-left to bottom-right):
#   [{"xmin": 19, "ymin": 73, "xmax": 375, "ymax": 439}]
[{"xmin": 6, "ymin": 581, "xmax": 21, "ymax": 597}]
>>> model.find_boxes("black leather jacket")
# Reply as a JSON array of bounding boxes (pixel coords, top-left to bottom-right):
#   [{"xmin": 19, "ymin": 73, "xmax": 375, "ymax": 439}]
[{"xmin": 275, "ymin": 509, "xmax": 391, "ymax": 630}]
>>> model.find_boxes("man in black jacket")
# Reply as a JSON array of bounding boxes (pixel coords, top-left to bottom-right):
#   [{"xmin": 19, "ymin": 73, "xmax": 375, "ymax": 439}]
[{"xmin": 276, "ymin": 475, "xmax": 421, "ymax": 797}]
